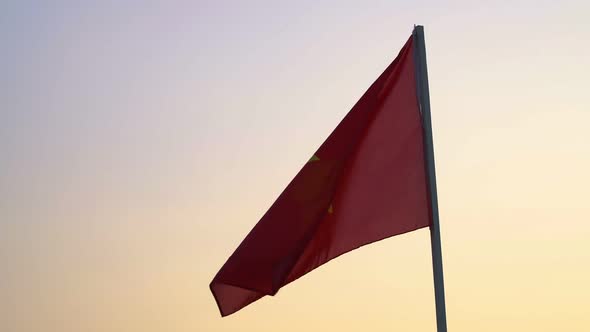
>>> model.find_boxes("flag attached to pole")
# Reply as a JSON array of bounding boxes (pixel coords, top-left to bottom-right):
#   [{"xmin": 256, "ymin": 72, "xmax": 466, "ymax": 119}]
[{"xmin": 210, "ymin": 32, "xmax": 431, "ymax": 317}]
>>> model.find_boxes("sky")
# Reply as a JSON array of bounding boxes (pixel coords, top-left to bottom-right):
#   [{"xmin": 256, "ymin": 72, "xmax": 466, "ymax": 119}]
[{"xmin": 1, "ymin": 1, "xmax": 590, "ymax": 331}]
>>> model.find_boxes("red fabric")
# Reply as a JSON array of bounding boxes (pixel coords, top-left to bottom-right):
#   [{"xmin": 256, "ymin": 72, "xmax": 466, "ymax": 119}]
[{"xmin": 210, "ymin": 35, "xmax": 430, "ymax": 316}]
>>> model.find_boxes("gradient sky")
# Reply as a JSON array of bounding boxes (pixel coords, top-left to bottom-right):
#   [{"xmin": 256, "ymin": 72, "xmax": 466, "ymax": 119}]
[{"xmin": 2, "ymin": 1, "xmax": 590, "ymax": 331}]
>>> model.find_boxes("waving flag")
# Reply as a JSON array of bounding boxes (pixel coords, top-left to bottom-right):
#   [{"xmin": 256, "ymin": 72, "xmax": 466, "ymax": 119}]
[{"xmin": 210, "ymin": 33, "xmax": 432, "ymax": 317}]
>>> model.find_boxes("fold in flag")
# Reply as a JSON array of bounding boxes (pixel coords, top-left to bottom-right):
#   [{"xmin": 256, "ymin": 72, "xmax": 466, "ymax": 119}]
[{"xmin": 211, "ymin": 34, "xmax": 431, "ymax": 316}]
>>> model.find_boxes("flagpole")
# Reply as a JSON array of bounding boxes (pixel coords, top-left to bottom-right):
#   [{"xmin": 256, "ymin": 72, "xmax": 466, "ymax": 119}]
[{"xmin": 413, "ymin": 25, "xmax": 448, "ymax": 332}]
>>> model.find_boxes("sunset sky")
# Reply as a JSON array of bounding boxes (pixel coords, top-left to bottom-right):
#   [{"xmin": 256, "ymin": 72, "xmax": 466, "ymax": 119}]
[{"xmin": 2, "ymin": 1, "xmax": 590, "ymax": 331}]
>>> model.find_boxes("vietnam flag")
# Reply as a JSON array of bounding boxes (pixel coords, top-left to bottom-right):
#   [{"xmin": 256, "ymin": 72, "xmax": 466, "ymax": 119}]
[{"xmin": 210, "ymin": 33, "xmax": 431, "ymax": 316}]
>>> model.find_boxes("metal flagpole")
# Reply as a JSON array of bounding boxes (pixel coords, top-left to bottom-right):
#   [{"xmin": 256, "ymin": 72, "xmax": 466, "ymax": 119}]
[{"xmin": 413, "ymin": 25, "xmax": 448, "ymax": 332}]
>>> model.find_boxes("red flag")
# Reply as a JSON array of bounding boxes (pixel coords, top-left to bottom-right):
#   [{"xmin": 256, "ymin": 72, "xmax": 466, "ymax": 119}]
[{"xmin": 210, "ymin": 34, "xmax": 430, "ymax": 316}]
